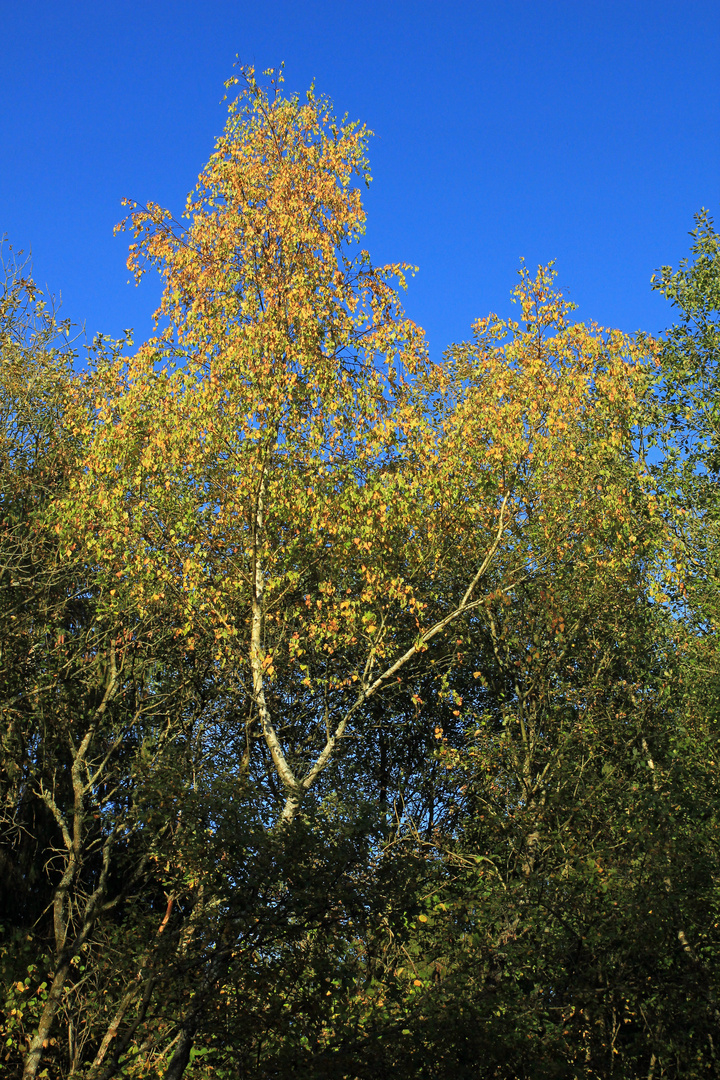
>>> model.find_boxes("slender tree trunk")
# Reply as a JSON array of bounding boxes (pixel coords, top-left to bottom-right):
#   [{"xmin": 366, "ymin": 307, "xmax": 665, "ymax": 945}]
[
  {"xmin": 163, "ymin": 1024, "xmax": 197, "ymax": 1080},
  {"xmin": 23, "ymin": 956, "xmax": 74, "ymax": 1080}
]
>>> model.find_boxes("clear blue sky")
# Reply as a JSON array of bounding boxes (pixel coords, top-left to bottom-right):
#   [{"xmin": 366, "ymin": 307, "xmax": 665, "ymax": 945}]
[{"xmin": 2, "ymin": 1, "xmax": 719, "ymax": 362}]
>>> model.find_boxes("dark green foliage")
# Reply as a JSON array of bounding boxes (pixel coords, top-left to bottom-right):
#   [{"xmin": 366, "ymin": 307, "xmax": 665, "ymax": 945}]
[{"xmin": 2, "ymin": 214, "xmax": 720, "ymax": 1080}]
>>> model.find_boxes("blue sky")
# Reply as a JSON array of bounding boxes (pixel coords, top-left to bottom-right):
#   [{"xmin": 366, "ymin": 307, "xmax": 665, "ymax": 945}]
[{"xmin": 1, "ymin": 1, "xmax": 719, "ymax": 362}]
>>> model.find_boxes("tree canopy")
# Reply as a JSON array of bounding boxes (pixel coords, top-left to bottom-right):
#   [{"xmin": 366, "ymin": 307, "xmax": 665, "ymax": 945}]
[{"xmin": 1, "ymin": 67, "xmax": 719, "ymax": 1080}]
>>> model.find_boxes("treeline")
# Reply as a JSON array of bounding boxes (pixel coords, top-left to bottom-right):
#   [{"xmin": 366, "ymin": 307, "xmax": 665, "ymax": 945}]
[{"xmin": 1, "ymin": 67, "xmax": 719, "ymax": 1080}]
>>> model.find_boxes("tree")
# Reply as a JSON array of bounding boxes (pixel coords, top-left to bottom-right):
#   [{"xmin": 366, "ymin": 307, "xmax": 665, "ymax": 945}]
[
  {"xmin": 66, "ymin": 99, "xmax": 657, "ymax": 1068},
  {"xmin": 271, "ymin": 267, "xmax": 668, "ymax": 1079},
  {"xmin": 650, "ymin": 209, "xmax": 720, "ymax": 697},
  {"xmin": 0, "ymin": 249, "xmax": 229, "ymax": 1080}
]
